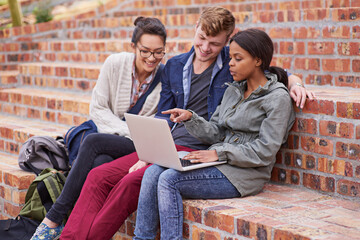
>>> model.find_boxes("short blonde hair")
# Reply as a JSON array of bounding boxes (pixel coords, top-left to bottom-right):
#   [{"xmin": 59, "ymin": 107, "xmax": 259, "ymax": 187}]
[{"xmin": 198, "ymin": 6, "xmax": 235, "ymax": 38}]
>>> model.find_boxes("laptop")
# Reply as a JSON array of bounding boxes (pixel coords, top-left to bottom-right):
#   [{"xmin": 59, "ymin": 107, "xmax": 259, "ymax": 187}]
[{"xmin": 124, "ymin": 113, "xmax": 226, "ymax": 171}]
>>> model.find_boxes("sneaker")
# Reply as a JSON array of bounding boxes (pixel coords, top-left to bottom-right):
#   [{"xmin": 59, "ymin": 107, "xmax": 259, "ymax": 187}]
[{"xmin": 30, "ymin": 223, "xmax": 64, "ymax": 240}]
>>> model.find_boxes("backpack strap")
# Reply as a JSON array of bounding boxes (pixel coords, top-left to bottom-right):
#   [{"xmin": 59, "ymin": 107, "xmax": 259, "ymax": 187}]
[
  {"xmin": 36, "ymin": 181, "xmax": 53, "ymax": 213},
  {"xmin": 127, "ymin": 64, "xmax": 164, "ymax": 115},
  {"xmin": 42, "ymin": 148, "xmax": 60, "ymax": 170},
  {"xmin": 24, "ymin": 162, "xmax": 42, "ymax": 175}
]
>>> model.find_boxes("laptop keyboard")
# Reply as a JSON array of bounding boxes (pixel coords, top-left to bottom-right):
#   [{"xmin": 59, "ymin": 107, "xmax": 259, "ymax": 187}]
[{"xmin": 179, "ymin": 158, "xmax": 201, "ymax": 167}]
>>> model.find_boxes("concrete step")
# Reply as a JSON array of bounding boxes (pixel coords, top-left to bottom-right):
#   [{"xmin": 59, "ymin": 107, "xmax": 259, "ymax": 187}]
[
  {"xmin": 18, "ymin": 62, "xmax": 101, "ymax": 93},
  {"xmin": 0, "ymin": 70, "xmax": 19, "ymax": 89},
  {"xmin": 113, "ymin": 183, "xmax": 360, "ymax": 240},
  {"xmin": 0, "ymin": 87, "xmax": 90, "ymax": 126},
  {"xmin": 0, "ymin": 115, "xmax": 69, "ymax": 156}
]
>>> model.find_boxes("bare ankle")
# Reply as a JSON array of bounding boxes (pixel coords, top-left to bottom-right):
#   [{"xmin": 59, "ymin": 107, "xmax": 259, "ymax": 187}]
[{"xmin": 42, "ymin": 217, "xmax": 59, "ymax": 228}]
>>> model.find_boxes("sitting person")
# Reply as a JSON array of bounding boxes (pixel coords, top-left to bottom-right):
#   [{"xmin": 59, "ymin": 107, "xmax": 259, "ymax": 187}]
[
  {"xmin": 133, "ymin": 28, "xmax": 296, "ymax": 240},
  {"xmin": 30, "ymin": 16, "xmax": 167, "ymax": 240},
  {"xmin": 60, "ymin": 7, "xmax": 312, "ymax": 240}
]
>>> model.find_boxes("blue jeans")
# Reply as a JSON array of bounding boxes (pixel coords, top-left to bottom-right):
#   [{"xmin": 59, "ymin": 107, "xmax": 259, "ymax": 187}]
[
  {"xmin": 46, "ymin": 133, "xmax": 135, "ymax": 225},
  {"xmin": 133, "ymin": 164, "xmax": 241, "ymax": 240}
]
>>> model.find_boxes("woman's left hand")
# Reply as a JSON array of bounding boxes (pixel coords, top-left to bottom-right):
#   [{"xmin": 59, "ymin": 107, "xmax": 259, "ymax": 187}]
[
  {"xmin": 182, "ymin": 150, "xmax": 219, "ymax": 163},
  {"xmin": 129, "ymin": 160, "xmax": 148, "ymax": 173},
  {"xmin": 289, "ymin": 84, "xmax": 316, "ymax": 109}
]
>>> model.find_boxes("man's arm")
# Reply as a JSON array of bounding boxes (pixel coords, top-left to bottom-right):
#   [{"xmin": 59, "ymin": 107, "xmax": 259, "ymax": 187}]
[{"xmin": 288, "ymin": 74, "xmax": 316, "ymax": 109}]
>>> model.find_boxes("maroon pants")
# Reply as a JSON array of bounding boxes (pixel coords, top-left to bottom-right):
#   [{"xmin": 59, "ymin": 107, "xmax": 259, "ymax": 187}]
[{"xmin": 60, "ymin": 145, "xmax": 194, "ymax": 240}]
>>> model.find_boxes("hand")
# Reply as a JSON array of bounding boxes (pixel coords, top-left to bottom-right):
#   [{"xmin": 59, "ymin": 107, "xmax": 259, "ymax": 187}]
[
  {"xmin": 182, "ymin": 150, "xmax": 218, "ymax": 163},
  {"xmin": 289, "ymin": 84, "xmax": 316, "ymax": 109},
  {"xmin": 129, "ymin": 160, "xmax": 148, "ymax": 173},
  {"xmin": 162, "ymin": 108, "xmax": 193, "ymax": 123}
]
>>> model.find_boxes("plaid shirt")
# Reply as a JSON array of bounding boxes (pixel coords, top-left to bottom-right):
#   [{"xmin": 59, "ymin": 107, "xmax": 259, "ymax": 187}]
[{"xmin": 129, "ymin": 59, "xmax": 157, "ymax": 109}]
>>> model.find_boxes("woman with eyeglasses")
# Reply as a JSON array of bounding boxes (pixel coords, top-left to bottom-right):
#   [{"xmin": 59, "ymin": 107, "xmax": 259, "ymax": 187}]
[{"xmin": 30, "ymin": 16, "xmax": 167, "ymax": 240}]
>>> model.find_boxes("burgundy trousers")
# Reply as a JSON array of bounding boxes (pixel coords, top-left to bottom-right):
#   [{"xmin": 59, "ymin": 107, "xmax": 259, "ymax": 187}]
[{"xmin": 60, "ymin": 145, "xmax": 194, "ymax": 240}]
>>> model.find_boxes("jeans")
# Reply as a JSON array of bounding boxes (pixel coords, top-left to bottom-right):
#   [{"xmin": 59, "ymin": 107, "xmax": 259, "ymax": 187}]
[
  {"xmin": 133, "ymin": 164, "xmax": 241, "ymax": 240},
  {"xmin": 46, "ymin": 133, "xmax": 135, "ymax": 225}
]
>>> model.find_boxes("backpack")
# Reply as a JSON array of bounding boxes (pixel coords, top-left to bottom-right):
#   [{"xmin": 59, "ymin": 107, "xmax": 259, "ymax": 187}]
[
  {"xmin": 0, "ymin": 215, "xmax": 40, "ymax": 240},
  {"xmin": 19, "ymin": 168, "xmax": 68, "ymax": 222},
  {"xmin": 64, "ymin": 120, "xmax": 97, "ymax": 166},
  {"xmin": 18, "ymin": 136, "xmax": 70, "ymax": 175}
]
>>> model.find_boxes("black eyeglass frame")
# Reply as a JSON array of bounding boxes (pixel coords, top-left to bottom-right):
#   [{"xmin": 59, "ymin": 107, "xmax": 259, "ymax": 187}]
[{"xmin": 137, "ymin": 44, "xmax": 165, "ymax": 59}]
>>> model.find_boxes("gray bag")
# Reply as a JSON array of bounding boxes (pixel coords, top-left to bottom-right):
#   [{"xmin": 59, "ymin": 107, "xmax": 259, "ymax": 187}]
[{"xmin": 18, "ymin": 136, "xmax": 70, "ymax": 175}]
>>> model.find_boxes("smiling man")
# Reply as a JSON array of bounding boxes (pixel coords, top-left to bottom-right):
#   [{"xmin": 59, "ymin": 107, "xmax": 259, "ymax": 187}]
[{"xmin": 156, "ymin": 6, "xmax": 313, "ymax": 152}]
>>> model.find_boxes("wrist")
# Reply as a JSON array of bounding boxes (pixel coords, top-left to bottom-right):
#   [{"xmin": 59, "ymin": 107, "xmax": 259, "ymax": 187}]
[{"xmin": 290, "ymin": 82, "xmax": 305, "ymax": 91}]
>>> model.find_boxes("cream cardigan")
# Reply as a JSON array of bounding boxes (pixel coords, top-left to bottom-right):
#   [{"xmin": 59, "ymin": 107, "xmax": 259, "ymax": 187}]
[{"xmin": 90, "ymin": 52, "xmax": 162, "ymax": 137}]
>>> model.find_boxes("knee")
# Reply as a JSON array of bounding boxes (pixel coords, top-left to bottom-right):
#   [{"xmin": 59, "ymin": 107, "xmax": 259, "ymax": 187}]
[
  {"xmin": 86, "ymin": 167, "xmax": 107, "ymax": 185},
  {"xmin": 158, "ymin": 169, "xmax": 178, "ymax": 189}
]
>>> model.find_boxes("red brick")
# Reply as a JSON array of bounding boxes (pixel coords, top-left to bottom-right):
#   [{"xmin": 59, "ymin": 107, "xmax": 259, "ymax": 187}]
[
  {"xmin": 303, "ymin": 173, "xmax": 335, "ymax": 192},
  {"xmin": 0, "ymin": 127, "xmax": 14, "ymax": 139},
  {"xmin": 184, "ymin": 204, "xmax": 202, "ymax": 223},
  {"xmin": 4, "ymin": 171, "xmax": 35, "ymax": 189},
  {"xmin": 57, "ymin": 113, "xmax": 73, "ymax": 125},
  {"xmin": 204, "ymin": 206, "xmax": 235, "ymax": 233},
  {"xmin": 27, "ymin": 108, "xmax": 41, "ymax": 119},
  {"xmin": 71, "ymin": 53, "xmax": 82, "ymax": 62},
  {"xmin": 192, "ymin": 225, "xmax": 221, "ymax": 240},
  {"xmin": 84, "ymin": 69, "xmax": 100, "ymax": 79},
  {"xmin": 294, "ymin": 58, "xmax": 320, "ymax": 71},
  {"xmin": 337, "ymin": 102, "xmax": 360, "ymax": 119},
  {"xmin": 305, "ymin": 74, "xmax": 333, "ymax": 86},
  {"xmin": 55, "ymin": 67, "xmax": 68, "ymax": 77},
  {"xmin": 301, "ymin": 136, "xmax": 333, "ymax": 156},
  {"xmin": 337, "ymin": 179, "xmax": 360, "ymax": 197},
  {"xmin": 78, "ymin": 42, "xmax": 91, "ymax": 51},
  {"xmin": 336, "ymin": 142, "xmax": 360, "ymax": 160},
  {"xmin": 335, "ymin": 75, "xmax": 360, "ymax": 88},
  {"xmin": 279, "ymin": 42, "xmax": 305, "ymax": 55},
  {"xmin": 254, "ymin": 11, "xmax": 275, "ymax": 23},
  {"xmin": 356, "ymin": 125, "xmax": 360, "ymax": 139},
  {"xmin": 353, "ymin": 25, "xmax": 360, "ymax": 38},
  {"xmin": 4, "ymin": 202, "xmax": 22, "ymax": 218},
  {"xmin": 322, "ymin": 59, "xmax": 350, "ymax": 72},
  {"xmin": 284, "ymin": 134, "xmax": 299, "ymax": 150},
  {"xmin": 294, "ymin": 27, "xmax": 320, "ymax": 39},
  {"xmin": 323, "ymin": 26, "xmax": 351, "ymax": 39},
  {"xmin": 318, "ymin": 158, "xmax": 353, "ymax": 177},
  {"xmin": 292, "ymin": 118, "xmax": 317, "ymax": 134},
  {"xmin": 274, "ymin": 228, "xmax": 311, "ymax": 240},
  {"xmin": 304, "ymin": 9, "xmax": 329, "ymax": 21},
  {"xmin": 338, "ymin": 42, "xmax": 360, "ymax": 56},
  {"xmin": 353, "ymin": 60, "xmax": 360, "ymax": 72},
  {"xmin": 42, "ymin": 111, "xmax": 56, "ymax": 122},
  {"xmin": 277, "ymin": 10, "xmax": 301, "ymax": 22},
  {"xmin": 269, "ymin": 28, "xmax": 292, "ymax": 38},
  {"xmin": 332, "ymin": 8, "xmax": 360, "ymax": 21},
  {"xmin": 308, "ymin": 42, "xmax": 335, "ymax": 55},
  {"xmin": 319, "ymin": 120, "xmax": 354, "ymax": 139}
]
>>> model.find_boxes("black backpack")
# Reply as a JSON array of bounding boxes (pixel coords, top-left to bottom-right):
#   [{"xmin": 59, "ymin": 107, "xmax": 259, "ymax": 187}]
[{"xmin": 0, "ymin": 215, "xmax": 40, "ymax": 240}]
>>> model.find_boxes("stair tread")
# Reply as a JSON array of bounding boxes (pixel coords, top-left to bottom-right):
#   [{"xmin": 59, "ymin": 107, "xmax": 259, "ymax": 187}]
[
  {"xmin": 0, "ymin": 115, "xmax": 69, "ymax": 136},
  {"xmin": 0, "ymin": 87, "xmax": 91, "ymax": 103}
]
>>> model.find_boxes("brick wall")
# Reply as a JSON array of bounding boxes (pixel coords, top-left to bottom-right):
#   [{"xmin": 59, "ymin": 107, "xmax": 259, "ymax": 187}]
[{"xmin": 0, "ymin": 0, "xmax": 359, "ymax": 202}]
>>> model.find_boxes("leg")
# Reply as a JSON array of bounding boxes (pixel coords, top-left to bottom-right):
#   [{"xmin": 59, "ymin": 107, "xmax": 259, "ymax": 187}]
[
  {"xmin": 46, "ymin": 133, "xmax": 135, "ymax": 225},
  {"xmin": 60, "ymin": 152, "xmax": 139, "ymax": 240},
  {"xmin": 87, "ymin": 164, "xmax": 151, "ymax": 240},
  {"xmin": 133, "ymin": 165, "xmax": 167, "ymax": 240},
  {"xmin": 158, "ymin": 167, "xmax": 241, "ymax": 240}
]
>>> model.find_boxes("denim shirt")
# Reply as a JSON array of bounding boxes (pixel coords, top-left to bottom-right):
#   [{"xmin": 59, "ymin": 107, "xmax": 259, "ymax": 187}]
[
  {"xmin": 156, "ymin": 46, "xmax": 232, "ymax": 127},
  {"xmin": 184, "ymin": 73, "xmax": 295, "ymax": 197}
]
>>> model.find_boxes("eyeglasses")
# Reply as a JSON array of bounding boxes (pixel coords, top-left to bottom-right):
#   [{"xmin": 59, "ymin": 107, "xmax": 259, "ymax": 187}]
[{"xmin": 138, "ymin": 44, "xmax": 165, "ymax": 59}]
